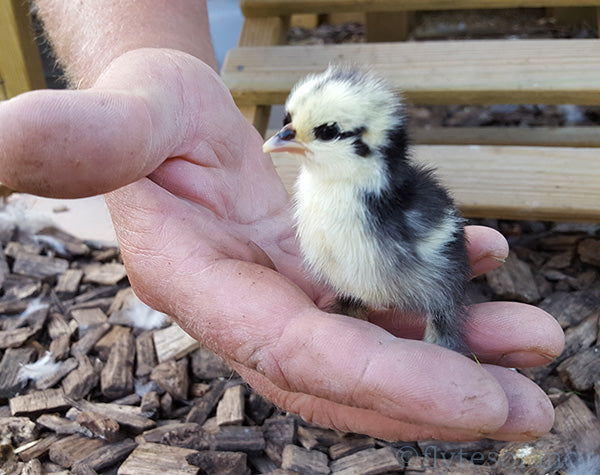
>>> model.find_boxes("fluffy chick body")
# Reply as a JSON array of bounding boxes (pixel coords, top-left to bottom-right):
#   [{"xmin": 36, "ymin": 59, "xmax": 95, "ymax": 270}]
[{"xmin": 264, "ymin": 65, "xmax": 471, "ymax": 352}]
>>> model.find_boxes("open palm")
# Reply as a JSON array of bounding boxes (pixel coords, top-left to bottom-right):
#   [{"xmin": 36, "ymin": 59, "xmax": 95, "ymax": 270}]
[{"xmin": 0, "ymin": 49, "xmax": 563, "ymax": 441}]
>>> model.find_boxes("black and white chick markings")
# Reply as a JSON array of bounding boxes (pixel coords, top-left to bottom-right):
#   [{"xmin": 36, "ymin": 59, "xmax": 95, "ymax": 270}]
[{"xmin": 263, "ymin": 65, "xmax": 471, "ymax": 353}]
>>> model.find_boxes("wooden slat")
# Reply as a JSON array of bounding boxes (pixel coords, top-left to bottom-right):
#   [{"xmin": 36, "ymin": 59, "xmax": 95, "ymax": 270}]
[
  {"xmin": 270, "ymin": 145, "xmax": 600, "ymax": 221},
  {"xmin": 411, "ymin": 126, "xmax": 600, "ymax": 147},
  {"xmin": 241, "ymin": 0, "xmax": 600, "ymax": 17},
  {"xmin": 222, "ymin": 39, "xmax": 600, "ymax": 106},
  {"xmin": 268, "ymin": 126, "xmax": 600, "ymax": 147},
  {"xmin": 0, "ymin": 0, "xmax": 46, "ymax": 99}
]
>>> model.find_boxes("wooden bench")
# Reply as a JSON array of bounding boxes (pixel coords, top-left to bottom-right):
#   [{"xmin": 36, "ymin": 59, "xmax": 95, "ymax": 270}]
[{"xmin": 222, "ymin": 1, "xmax": 600, "ymax": 221}]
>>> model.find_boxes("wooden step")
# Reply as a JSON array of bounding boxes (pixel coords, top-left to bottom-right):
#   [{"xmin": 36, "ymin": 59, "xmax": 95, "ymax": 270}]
[
  {"xmin": 270, "ymin": 145, "xmax": 600, "ymax": 221},
  {"xmin": 222, "ymin": 39, "xmax": 600, "ymax": 106},
  {"xmin": 411, "ymin": 126, "xmax": 600, "ymax": 148},
  {"xmin": 241, "ymin": 0, "xmax": 600, "ymax": 16}
]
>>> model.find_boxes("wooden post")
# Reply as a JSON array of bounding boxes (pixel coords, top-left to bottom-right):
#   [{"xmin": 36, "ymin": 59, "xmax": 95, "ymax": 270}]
[
  {"xmin": 231, "ymin": 16, "xmax": 290, "ymax": 136},
  {"xmin": 0, "ymin": 0, "xmax": 46, "ymax": 99}
]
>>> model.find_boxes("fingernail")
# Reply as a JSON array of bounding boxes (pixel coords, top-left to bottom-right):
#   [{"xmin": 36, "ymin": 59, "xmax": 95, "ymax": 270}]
[
  {"xmin": 471, "ymin": 252, "xmax": 507, "ymax": 277},
  {"xmin": 489, "ymin": 256, "xmax": 506, "ymax": 264},
  {"xmin": 498, "ymin": 351, "xmax": 557, "ymax": 367}
]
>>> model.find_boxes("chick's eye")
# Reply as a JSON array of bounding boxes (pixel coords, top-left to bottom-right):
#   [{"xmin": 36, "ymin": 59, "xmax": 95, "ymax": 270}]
[
  {"xmin": 314, "ymin": 122, "xmax": 340, "ymax": 141},
  {"xmin": 283, "ymin": 113, "xmax": 291, "ymax": 126}
]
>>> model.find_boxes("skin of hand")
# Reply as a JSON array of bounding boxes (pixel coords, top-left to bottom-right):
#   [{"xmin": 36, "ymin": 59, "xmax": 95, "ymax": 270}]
[{"xmin": 0, "ymin": 1, "xmax": 564, "ymax": 442}]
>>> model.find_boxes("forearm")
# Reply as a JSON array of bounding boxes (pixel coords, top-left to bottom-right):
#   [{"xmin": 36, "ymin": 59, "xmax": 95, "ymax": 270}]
[{"xmin": 35, "ymin": 0, "xmax": 217, "ymax": 87}]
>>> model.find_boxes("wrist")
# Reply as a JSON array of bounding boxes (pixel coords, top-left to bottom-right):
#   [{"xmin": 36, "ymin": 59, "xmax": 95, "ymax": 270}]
[{"xmin": 35, "ymin": 0, "xmax": 217, "ymax": 88}]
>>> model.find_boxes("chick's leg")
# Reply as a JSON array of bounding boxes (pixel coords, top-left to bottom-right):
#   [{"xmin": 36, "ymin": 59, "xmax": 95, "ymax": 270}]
[
  {"xmin": 424, "ymin": 307, "xmax": 470, "ymax": 354},
  {"xmin": 328, "ymin": 295, "xmax": 370, "ymax": 320}
]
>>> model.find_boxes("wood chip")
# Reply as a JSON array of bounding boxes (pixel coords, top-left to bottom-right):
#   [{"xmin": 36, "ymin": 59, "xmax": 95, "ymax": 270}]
[
  {"xmin": 101, "ymin": 329, "xmax": 135, "ymax": 399},
  {"xmin": 0, "ymin": 416, "xmax": 39, "ymax": 445},
  {"xmin": 92, "ymin": 247, "xmax": 120, "ymax": 262},
  {"xmin": 247, "ymin": 392, "xmax": 274, "ymax": 425},
  {"xmin": 297, "ymin": 425, "xmax": 344, "ymax": 450},
  {"xmin": 329, "ymin": 437, "xmax": 376, "ymax": 460},
  {"xmin": 485, "ymin": 251, "xmax": 540, "ymax": 303},
  {"xmin": 48, "ymin": 434, "xmax": 107, "ymax": 468},
  {"xmin": 137, "ymin": 422, "xmax": 202, "ymax": 445},
  {"xmin": 62, "ymin": 356, "xmax": 100, "ymax": 399},
  {"xmin": 107, "ymin": 287, "xmax": 136, "ymax": 315},
  {"xmin": 247, "ymin": 454, "xmax": 279, "ymax": 473},
  {"xmin": 538, "ymin": 289, "xmax": 600, "ymax": 328},
  {"xmin": 0, "ymin": 325, "xmax": 39, "ymax": 349},
  {"xmin": 595, "ymin": 380, "xmax": 600, "ymax": 417},
  {"xmin": 150, "ymin": 358, "xmax": 189, "ymax": 401},
  {"xmin": 82, "ymin": 262, "xmax": 127, "ymax": 285},
  {"xmin": 15, "ymin": 433, "xmax": 65, "ymax": 462},
  {"xmin": 0, "ymin": 248, "xmax": 10, "ymax": 288},
  {"xmin": 553, "ymin": 394, "xmax": 600, "ymax": 454},
  {"xmin": 405, "ymin": 453, "xmax": 490, "ymax": 474},
  {"xmin": 112, "ymin": 393, "xmax": 141, "ymax": 406},
  {"xmin": 10, "ymin": 388, "xmax": 69, "ymax": 416},
  {"xmin": 190, "ymin": 382, "xmax": 211, "ymax": 398},
  {"xmin": 117, "ymin": 442, "xmax": 199, "ymax": 475},
  {"xmin": 264, "ymin": 417, "xmax": 297, "ymax": 464},
  {"xmin": 55, "ymin": 269, "xmax": 84, "ymax": 296},
  {"xmin": 0, "ymin": 346, "xmax": 37, "ymax": 398},
  {"xmin": 70, "ymin": 308, "xmax": 108, "ymax": 331},
  {"xmin": 72, "ymin": 439, "xmax": 137, "ymax": 474},
  {"xmin": 538, "ymin": 233, "xmax": 586, "ymax": 251},
  {"xmin": 281, "ymin": 444, "xmax": 330, "ymax": 475},
  {"xmin": 496, "ymin": 433, "xmax": 575, "ymax": 475},
  {"xmin": 186, "ymin": 451, "xmax": 247, "ymax": 475},
  {"xmin": 46, "ymin": 312, "xmax": 73, "ymax": 339},
  {"xmin": 3, "ymin": 273, "xmax": 44, "ymax": 301},
  {"xmin": 135, "ymin": 331, "xmax": 157, "ymax": 378},
  {"xmin": 153, "ymin": 324, "xmax": 200, "ymax": 363},
  {"xmin": 557, "ymin": 345, "xmax": 600, "ymax": 391},
  {"xmin": 191, "ymin": 347, "xmax": 234, "ymax": 379},
  {"xmin": 331, "ymin": 446, "xmax": 403, "ymax": 474},
  {"xmin": 66, "ymin": 398, "xmax": 155, "ymax": 434},
  {"xmin": 71, "ymin": 323, "xmax": 111, "ymax": 357},
  {"xmin": 36, "ymin": 414, "xmax": 89, "ymax": 436},
  {"xmin": 578, "ymin": 238, "xmax": 600, "ymax": 266},
  {"xmin": 183, "ymin": 426, "xmax": 266, "ymax": 452},
  {"xmin": 561, "ymin": 311, "xmax": 599, "ymax": 361},
  {"xmin": 66, "ymin": 285, "xmax": 118, "ymax": 308},
  {"xmin": 13, "ymin": 253, "xmax": 69, "ymax": 279},
  {"xmin": 35, "ymin": 357, "xmax": 78, "ymax": 390},
  {"xmin": 37, "ymin": 227, "xmax": 90, "ymax": 257},
  {"xmin": 21, "ymin": 458, "xmax": 43, "ymax": 475},
  {"xmin": 76, "ymin": 411, "xmax": 121, "ymax": 442},
  {"xmin": 216, "ymin": 384, "xmax": 245, "ymax": 426},
  {"xmin": 48, "ymin": 333, "xmax": 72, "ymax": 361},
  {"xmin": 185, "ymin": 380, "xmax": 227, "ymax": 425},
  {"xmin": 0, "ymin": 296, "xmax": 31, "ymax": 314},
  {"xmin": 140, "ymin": 391, "xmax": 160, "ymax": 415}
]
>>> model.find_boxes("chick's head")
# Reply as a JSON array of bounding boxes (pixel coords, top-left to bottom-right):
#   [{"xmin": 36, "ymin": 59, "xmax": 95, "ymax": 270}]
[{"xmin": 264, "ymin": 65, "xmax": 405, "ymax": 179}]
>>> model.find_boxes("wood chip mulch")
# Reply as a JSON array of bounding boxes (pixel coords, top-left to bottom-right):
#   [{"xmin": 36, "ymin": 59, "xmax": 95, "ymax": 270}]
[{"xmin": 0, "ymin": 202, "xmax": 599, "ymax": 475}]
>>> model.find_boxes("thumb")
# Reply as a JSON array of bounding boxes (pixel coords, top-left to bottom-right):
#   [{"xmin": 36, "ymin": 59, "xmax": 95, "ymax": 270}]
[{"xmin": 0, "ymin": 49, "xmax": 214, "ymax": 198}]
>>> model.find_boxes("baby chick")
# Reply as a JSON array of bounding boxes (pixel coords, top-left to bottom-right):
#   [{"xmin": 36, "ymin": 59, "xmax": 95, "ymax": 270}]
[{"xmin": 263, "ymin": 65, "xmax": 471, "ymax": 353}]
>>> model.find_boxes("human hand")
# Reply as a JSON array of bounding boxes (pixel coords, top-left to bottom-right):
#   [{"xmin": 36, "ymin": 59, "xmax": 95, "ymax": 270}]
[{"xmin": 0, "ymin": 48, "xmax": 564, "ymax": 441}]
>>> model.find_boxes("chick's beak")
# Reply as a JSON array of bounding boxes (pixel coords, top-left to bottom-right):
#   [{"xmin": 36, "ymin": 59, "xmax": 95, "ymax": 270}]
[{"xmin": 263, "ymin": 124, "xmax": 307, "ymax": 155}]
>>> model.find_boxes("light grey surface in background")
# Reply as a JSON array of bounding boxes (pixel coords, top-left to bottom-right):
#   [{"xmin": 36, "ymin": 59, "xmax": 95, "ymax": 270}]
[{"xmin": 207, "ymin": 0, "xmax": 244, "ymax": 69}]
